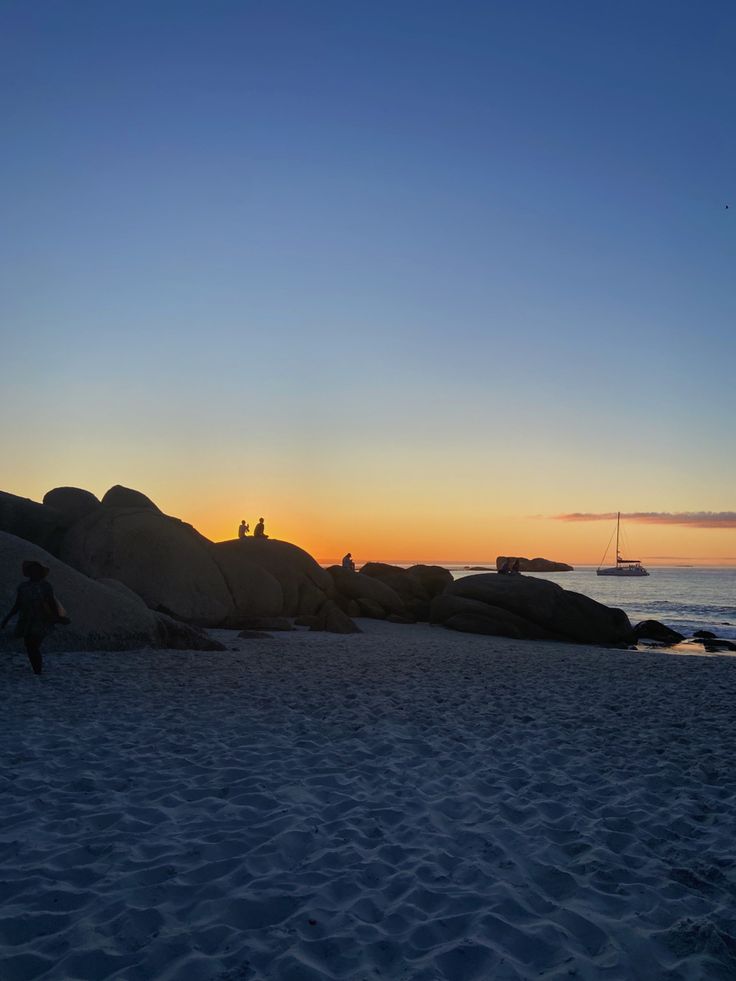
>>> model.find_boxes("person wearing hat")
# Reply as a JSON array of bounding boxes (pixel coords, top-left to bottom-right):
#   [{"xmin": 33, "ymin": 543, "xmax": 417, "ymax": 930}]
[{"xmin": 1, "ymin": 560, "xmax": 63, "ymax": 675}]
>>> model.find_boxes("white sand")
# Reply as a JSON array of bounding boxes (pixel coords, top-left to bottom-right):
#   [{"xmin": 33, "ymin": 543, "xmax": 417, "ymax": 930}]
[{"xmin": 2, "ymin": 621, "xmax": 735, "ymax": 981}]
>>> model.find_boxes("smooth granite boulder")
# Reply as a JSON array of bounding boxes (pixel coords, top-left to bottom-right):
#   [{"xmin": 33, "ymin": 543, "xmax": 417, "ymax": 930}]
[
  {"xmin": 43, "ymin": 487, "xmax": 100, "ymax": 524},
  {"xmin": 0, "ymin": 531, "xmax": 222, "ymax": 652},
  {"xmin": 431, "ymin": 593, "xmax": 561, "ymax": 640},
  {"xmin": 208, "ymin": 541, "xmax": 285, "ymax": 624},
  {"xmin": 326, "ymin": 566, "xmax": 405, "ymax": 618},
  {"xmin": 633, "ymin": 620, "xmax": 685, "ymax": 645},
  {"xmin": 357, "ymin": 562, "xmax": 453, "ymax": 620},
  {"xmin": 356, "ymin": 597, "xmax": 388, "ymax": 619},
  {"xmin": 434, "ymin": 573, "xmax": 632, "ymax": 646},
  {"xmin": 295, "ymin": 599, "xmax": 361, "ymax": 634},
  {"xmin": 0, "ymin": 490, "xmax": 66, "ymax": 552},
  {"xmin": 405, "ymin": 564, "xmax": 454, "ymax": 598},
  {"xmin": 59, "ymin": 505, "xmax": 233, "ymax": 625},
  {"xmin": 212, "ymin": 538, "xmax": 333, "ymax": 617},
  {"xmin": 101, "ymin": 485, "xmax": 161, "ymax": 512},
  {"xmin": 444, "ymin": 611, "xmax": 547, "ymax": 639}
]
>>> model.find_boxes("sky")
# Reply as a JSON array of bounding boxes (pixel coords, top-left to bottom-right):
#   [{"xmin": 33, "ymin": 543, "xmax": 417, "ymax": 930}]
[{"xmin": 1, "ymin": 1, "xmax": 734, "ymax": 565}]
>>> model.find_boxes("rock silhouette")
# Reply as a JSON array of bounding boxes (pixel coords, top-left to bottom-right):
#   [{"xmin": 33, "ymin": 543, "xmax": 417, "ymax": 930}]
[
  {"xmin": 432, "ymin": 573, "xmax": 632, "ymax": 646},
  {"xmin": 211, "ymin": 538, "xmax": 332, "ymax": 620},
  {"xmin": 327, "ymin": 563, "xmax": 453, "ymax": 621},
  {"xmin": 60, "ymin": 503, "xmax": 233, "ymax": 625},
  {"xmin": 1, "ymin": 483, "xmax": 352, "ymax": 630},
  {"xmin": 0, "ymin": 490, "xmax": 66, "ymax": 552},
  {"xmin": 0, "ymin": 531, "xmax": 222, "ymax": 652},
  {"xmin": 496, "ymin": 556, "xmax": 574, "ymax": 572},
  {"xmin": 43, "ymin": 487, "xmax": 101, "ymax": 523}
]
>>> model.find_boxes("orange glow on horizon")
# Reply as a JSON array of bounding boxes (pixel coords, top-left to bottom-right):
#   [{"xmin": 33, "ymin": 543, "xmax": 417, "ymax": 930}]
[
  {"xmin": 193, "ymin": 509, "xmax": 736, "ymax": 569},
  {"xmin": 5, "ymin": 478, "xmax": 736, "ymax": 569}
]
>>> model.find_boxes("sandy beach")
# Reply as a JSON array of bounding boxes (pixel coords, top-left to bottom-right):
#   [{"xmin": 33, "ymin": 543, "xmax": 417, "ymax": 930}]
[{"xmin": 2, "ymin": 622, "xmax": 736, "ymax": 981}]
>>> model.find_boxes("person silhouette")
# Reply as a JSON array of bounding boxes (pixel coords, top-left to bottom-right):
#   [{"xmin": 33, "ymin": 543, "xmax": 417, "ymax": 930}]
[
  {"xmin": 1, "ymin": 560, "xmax": 63, "ymax": 675},
  {"xmin": 342, "ymin": 552, "xmax": 356, "ymax": 572},
  {"xmin": 254, "ymin": 517, "xmax": 269, "ymax": 539},
  {"xmin": 238, "ymin": 520, "xmax": 249, "ymax": 539}
]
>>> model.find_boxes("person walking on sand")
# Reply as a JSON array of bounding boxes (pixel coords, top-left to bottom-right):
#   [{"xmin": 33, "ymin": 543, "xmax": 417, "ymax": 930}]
[
  {"xmin": 238, "ymin": 520, "xmax": 249, "ymax": 539},
  {"xmin": 342, "ymin": 552, "xmax": 356, "ymax": 572},
  {"xmin": 1, "ymin": 560, "xmax": 66, "ymax": 675},
  {"xmin": 253, "ymin": 517, "xmax": 269, "ymax": 539}
]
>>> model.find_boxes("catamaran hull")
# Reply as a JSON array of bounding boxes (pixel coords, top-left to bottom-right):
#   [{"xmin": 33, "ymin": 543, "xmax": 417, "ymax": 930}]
[{"xmin": 596, "ymin": 567, "xmax": 649, "ymax": 577}]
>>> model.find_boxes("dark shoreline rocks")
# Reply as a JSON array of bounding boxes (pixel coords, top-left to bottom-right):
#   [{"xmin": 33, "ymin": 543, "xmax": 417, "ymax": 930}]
[
  {"xmin": 327, "ymin": 562, "xmax": 453, "ymax": 622},
  {"xmin": 633, "ymin": 620, "xmax": 686, "ymax": 645},
  {"xmin": 433, "ymin": 573, "xmax": 632, "ymax": 646},
  {"xmin": 496, "ymin": 556, "xmax": 574, "ymax": 572}
]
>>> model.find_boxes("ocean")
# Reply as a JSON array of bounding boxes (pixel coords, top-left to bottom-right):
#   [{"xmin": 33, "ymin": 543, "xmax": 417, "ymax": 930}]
[{"xmin": 448, "ymin": 566, "xmax": 736, "ymax": 642}]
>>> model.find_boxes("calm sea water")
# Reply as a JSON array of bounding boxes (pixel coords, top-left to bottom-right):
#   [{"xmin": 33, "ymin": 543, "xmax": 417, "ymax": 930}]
[{"xmin": 448, "ymin": 566, "xmax": 736, "ymax": 641}]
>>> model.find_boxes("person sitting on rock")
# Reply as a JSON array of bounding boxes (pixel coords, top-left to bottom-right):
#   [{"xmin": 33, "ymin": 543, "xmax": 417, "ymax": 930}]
[
  {"xmin": 254, "ymin": 517, "xmax": 269, "ymax": 539},
  {"xmin": 342, "ymin": 552, "xmax": 356, "ymax": 572},
  {"xmin": 1, "ymin": 560, "xmax": 64, "ymax": 675},
  {"xmin": 238, "ymin": 520, "xmax": 249, "ymax": 539},
  {"xmin": 498, "ymin": 558, "xmax": 511, "ymax": 575}
]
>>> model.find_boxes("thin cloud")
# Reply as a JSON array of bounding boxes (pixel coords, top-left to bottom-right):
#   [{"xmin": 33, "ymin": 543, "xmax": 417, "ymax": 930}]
[{"xmin": 555, "ymin": 512, "xmax": 736, "ymax": 529}]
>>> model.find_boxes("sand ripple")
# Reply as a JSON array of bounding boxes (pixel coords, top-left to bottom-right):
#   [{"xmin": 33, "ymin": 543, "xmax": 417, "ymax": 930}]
[{"xmin": 1, "ymin": 622, "xmax": 736, "ymax": 979}]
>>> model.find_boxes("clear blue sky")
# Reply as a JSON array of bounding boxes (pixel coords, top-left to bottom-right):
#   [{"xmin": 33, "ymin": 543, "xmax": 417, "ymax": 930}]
[{"xmin": 1, "ymin": 1, "xmax": 734, "ymax": 559}]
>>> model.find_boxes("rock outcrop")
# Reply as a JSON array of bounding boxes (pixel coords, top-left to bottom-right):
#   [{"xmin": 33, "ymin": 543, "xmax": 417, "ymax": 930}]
[
  {"xmin": 432, "ymin": 573, "xmax": 632, "ymax": 646},
  {"xmin": 210, "ymin": 539, "xmax": 332, "ymax": 621},
  {"xmin": 59, "ymin": 503, "xmax": 234, "ymax": 625},
  {"xmin": 101, "ymin": 485, "xmax": 161, "ymax": 511},
  {"xmin": 43, "ymin": 487, "xmax": 100, "ymax": 523},
  {"xmin": 0, "ymin": 531, "xmax": 222, "ymax": 652},
  {"xmin": 359, "ymin": 563, "xmax": 454, "ymax": 619},
  {"xmin": 1, "ymin": 484, "xmax": 352, "ymax": 630},
  {"xmin": 633, "ymin": 620, "xmax": 685, "ymax": 645},
  {"xmin": 327, "ymin": 563, "xmax": 453, "ymax": 621},
  {"xmin": 0, "ymin": 490, "xmax": 66, "ymax": 552},
  {"xmin": 496, "ymin": 556, "xmax": 574, "ymax": 572},
  {"xmin": 326, "ymin": 566, "xmax": 405, "ymax": 619}
]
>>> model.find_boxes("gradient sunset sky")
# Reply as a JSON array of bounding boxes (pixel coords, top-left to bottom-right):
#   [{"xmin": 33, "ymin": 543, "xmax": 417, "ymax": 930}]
[{"xmin": 2, "ymin": 1, "xmax": 734, "ymax": 565}]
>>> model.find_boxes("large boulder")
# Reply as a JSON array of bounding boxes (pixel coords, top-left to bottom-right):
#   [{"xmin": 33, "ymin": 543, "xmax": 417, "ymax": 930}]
[
  {"xmin": 0, "ymin": 490, "xmax": 66, "ymax": 552},
  {"xmin": 208, "ymin": 541, "xmax": 285, "ymax": 624},
  {"xmin": 43, "ymin": 487, "xmax": 100, "ymax": 524},
  {"xmin": 212, "ymin": 539, "xmax": 332, "ymax": 617},
  {"xmin": 405, "ymin": 564, "xmax": 454, "ymax": 597},
  {"xmin": 431, "ymin": 594, "xmax": 562, "ymax": 640},
  {"xmin": 295, "ymin": 599, "xmax": 361, "ymax": 634},
  {"xmin": 434, "ymin": 573, "xmax": 632, "ymax": 646},
  {"xmin": 326, "ymin": 566, "xmax": 405, "ymax": 618},
  {"xmin": 101, "ymin": 485, "xmax": 161, "ymax": 511},
  {"xmin": 633, "ymin": 620, "xmax": 685, "ymax": 645},
  {"xmin": 356, "ymin": 563, "xmax": 452, "ymax": 620},
  {"xmin": 0, "ymin": 531, "xmax": 222, "ymax": 652},
  {"xmin": 59, "ymin": 506, "xmax": 233, "ymax": 625},
  {"xmin": 496, "ymin": 556, "xmax": 574, "ymax": 572}
]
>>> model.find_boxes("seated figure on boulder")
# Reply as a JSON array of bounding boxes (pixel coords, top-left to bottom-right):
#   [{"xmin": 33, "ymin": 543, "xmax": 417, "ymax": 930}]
[
  {"xmin": 238, "ymin": 520, "xmax": 250, "ymax": 539},
  {"xmin": 254, "ymin": 517, "xmax": 269, "ymax": 539},
  {"xmin": 342, "ymin": 552, "xmax": 356, "ymax": 572}
]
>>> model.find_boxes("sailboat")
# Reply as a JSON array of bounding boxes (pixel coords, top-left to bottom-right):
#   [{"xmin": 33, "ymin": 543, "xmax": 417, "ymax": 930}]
[{"xmin": 596, "ymin": 512, "xmax": 649, "ymax": 577}]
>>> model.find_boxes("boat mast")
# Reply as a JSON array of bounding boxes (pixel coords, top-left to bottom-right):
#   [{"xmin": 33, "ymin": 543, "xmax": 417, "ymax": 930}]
[{"xmin": 616, "ymin": 511, "xmax": 620, "ymax": 563}]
